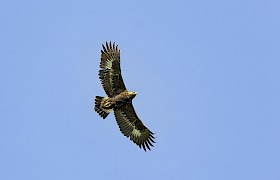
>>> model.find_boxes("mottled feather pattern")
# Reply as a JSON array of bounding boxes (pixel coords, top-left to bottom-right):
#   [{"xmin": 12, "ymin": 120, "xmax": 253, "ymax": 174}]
[
  {"xmin": 99, "ymin": 42, "xmax": 126, "ymax": 97},
  {"xmin": 114, "ymin": 104, "xmax": 155, "ymax": 151}
]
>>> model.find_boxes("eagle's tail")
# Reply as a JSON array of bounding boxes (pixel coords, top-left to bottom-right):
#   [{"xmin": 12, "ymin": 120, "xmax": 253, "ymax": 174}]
[{"xmin": 94, "ymin": 96, "xmax": 112, "ymax": 119}]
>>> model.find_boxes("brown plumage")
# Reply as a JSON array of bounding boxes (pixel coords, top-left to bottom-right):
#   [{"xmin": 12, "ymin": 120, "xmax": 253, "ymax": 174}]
[{"xmin": 94, "ymin": 42, "xmax": 155, "ymax": 151}]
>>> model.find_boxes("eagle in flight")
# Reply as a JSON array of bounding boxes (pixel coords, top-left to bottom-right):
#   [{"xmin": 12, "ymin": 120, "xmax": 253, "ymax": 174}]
[{"xmin": 94, "ymin": 42, "xmax": 155, "ymax": 151}]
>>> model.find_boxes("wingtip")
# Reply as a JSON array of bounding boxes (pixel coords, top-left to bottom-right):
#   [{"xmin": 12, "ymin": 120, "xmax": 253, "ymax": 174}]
[
  {"xmin": 102, "ymin": 41, "xmax": 119, "ymax": 52},
  {"xmin": 141, "ymin": 143, "xmax": 147, "ymax": 151},
  {"xmin": 102, "ymin": 44, "xmax": 107, "ymax": 53}
]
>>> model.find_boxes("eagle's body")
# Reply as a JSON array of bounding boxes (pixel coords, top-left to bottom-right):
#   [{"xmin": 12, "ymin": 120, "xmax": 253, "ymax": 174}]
[
  {"xmin": 94, "ymin": 42, "xmax": 155, "ymax": 151},
  {"xmin": 96, "ymin": 91, "xmax": 137, "ymax": 114}
]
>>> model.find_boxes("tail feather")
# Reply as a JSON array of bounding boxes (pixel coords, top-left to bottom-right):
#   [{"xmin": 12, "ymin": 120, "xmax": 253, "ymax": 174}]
[{"xmin": 94, "ymin": 96, "xmax": 112, "ymax": 119}]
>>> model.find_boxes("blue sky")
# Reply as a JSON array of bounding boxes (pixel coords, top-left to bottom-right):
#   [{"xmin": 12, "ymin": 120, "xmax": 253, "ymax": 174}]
[{"xmin": 1, "ymin": 0, "xmax": 280, "ymax": 179}]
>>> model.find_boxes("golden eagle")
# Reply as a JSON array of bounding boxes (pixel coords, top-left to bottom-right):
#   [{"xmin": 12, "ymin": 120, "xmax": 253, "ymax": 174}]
[{"xmin": 94, "ymin": 42, "xmax": 155, "ymax": 151}]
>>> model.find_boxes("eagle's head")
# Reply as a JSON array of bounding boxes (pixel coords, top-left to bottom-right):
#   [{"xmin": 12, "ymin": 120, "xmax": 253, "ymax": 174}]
[{"xmin": 128, "ymin": 91, "xmax": 137, "ymax": 99}]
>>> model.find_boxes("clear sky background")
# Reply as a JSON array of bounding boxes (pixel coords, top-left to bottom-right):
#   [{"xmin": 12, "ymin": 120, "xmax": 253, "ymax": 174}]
[{"xmin": 1, "ymin": 0, "xmax": 280, "ymax": 179}]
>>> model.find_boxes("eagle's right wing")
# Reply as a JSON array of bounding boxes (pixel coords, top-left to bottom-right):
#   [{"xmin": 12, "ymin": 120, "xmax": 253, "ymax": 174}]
[
  {"xmin": 114, "ymin": 103, "xmax": 155, "ymax": 151},
  {"xmin": 98, "ymin": 42, "xmax": 127, "ymax": 97}
]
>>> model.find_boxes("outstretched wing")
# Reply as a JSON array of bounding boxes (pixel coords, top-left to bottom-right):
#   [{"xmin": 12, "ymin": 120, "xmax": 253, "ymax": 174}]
[
  {"xmin": 99, "ymin": 42, "xmax": 126, "ymax": 97},
  {"xmin": 114, "ymin": 103, "xmax": 155, "ymax": 151}
]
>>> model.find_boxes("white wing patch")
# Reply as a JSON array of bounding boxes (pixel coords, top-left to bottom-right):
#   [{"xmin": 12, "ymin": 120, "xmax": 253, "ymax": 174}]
[
  {"xmin": 131, "ymin": 128, "xmax": 142, "ymax": 137},
  {"xmin": 105, "ymin": 59, "xmax": 113, "ymax": 69}
]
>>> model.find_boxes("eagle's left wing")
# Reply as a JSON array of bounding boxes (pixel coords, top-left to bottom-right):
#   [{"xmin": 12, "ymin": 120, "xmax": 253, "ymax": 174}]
[
  {"xmin": 114, "ymin": 103, "xmax": 155, "ymax": 151},
  {"xmin": 99, "ymin": 42, "xmax": 127, "ymax": 97}
]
